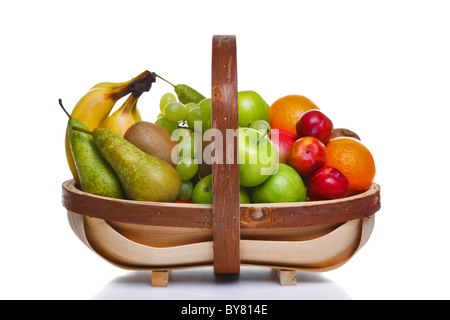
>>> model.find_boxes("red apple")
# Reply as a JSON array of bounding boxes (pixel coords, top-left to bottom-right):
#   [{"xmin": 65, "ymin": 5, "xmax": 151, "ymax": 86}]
[
  {"xmin": 308, "ymin": 166, "xmax": 349, "ymax": 200},
  {"xmin": 296, "ymin": 110, "xmax": 334, "ymax": 144},
  {"xmin": 270, "ymin": 128, "xmax": 296, "ymax": 164},
  {"xmin": 287, "ymin": 136, "xmax": 327, "ymax": 178}
]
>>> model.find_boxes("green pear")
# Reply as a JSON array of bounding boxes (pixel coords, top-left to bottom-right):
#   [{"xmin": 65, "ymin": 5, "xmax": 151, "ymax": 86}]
[
  {"xmin": 61, "ymin": 100, "xmax": 125, "ymax": 199},
  {"xmin": 175, "ymin": 84, "xmax": 206, "ymax": 104},
  {"xmin": 155, "ymin": 74, "xmax": 206, "ymax": 104},
  {"xmin": 72, "ymin": 126, "xmax": 182, "ymax": 202}
]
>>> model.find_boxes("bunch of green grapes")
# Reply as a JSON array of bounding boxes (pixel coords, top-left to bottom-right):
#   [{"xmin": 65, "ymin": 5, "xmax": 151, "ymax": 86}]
[
  {"xmin": 156, "ymin": 92, "xmax": 271, "ymax": 135},
  {"xmin": 156, "ymin": 93, "xmax": 214, "ymax": 202},
  {"xmin": 155, "ymin": 92, "xmax": 212, "ymax": 134}
]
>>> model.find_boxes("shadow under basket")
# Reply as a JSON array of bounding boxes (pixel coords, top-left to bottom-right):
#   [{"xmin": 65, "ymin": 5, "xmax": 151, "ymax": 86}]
[{"xmin": 61, "ymin": 35, "xmax": 381, "ymax": 287}]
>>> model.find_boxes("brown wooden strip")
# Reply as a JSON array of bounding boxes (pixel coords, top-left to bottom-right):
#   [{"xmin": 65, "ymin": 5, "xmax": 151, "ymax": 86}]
[
  {"xmin": 62, "ymin": 180, "xmax": 380, "ymax": 229},
  {"xmin": 62, "ymin": 180, "xmax": 212, "ymax": 228},
  {"xmin": 240, "ymin": 184, "xmax": 381, "ymax": 228},
  {"xmin": 211, "ymin": 35, "xmax": 240, "ymax": 274}
]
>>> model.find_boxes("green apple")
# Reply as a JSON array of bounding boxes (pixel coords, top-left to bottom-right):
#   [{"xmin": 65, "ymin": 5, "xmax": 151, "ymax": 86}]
[
  {"xmin": 192, "ymin": 174, "xmax": 213, "ymax": 204},
  {"xmin": 191, "ymin": 173, "xmax": 252, "ymax": 204},
  {"xmin": 239, "ymin": 187, "xmax": 251, "ymax": 204},
  {"xmin": 239, "ymin": 127, "xmax": 278, "ymax": 187},
  {"xmin": 238, "ymin": 91, "xmax": 271, "ymax": 127},
  {"xmin": 250, "ymin": 164, "xmax": 306, "ymax": 203}
]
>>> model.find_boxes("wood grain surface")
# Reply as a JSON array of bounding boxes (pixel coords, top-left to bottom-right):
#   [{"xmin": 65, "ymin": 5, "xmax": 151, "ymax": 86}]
[
  {"xmin": 62, "ymin": 180, "xmax": 380, "ymax": 228},
  {"xmin": 211, "ymin": 35, "xmax": 240, "ymax": 274}
]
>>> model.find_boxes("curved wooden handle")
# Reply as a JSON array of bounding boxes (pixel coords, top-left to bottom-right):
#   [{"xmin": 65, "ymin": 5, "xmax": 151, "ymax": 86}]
[{"xmin": 211, "ymin": 35, "xmax": 240, "ymax": 274}]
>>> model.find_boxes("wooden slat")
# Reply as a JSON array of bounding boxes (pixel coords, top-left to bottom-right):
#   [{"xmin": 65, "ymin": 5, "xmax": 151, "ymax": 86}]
[
  {"xmin": 211, "ymin": 35, "xmax": 240, "ymax": 274},
  {"xmin": 62, "ymin": 180, "xmax": 212, "ymax": 228},
  {"xmin": 62, "ymin": 180, "xmax": 380, "ymax": 229},
  {"xmin": 240, "ymin": 184, "xmax": 381, "ymax": 228}
]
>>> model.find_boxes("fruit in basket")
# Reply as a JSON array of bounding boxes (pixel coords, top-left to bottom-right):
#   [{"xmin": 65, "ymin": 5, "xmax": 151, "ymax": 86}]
[
  {"xmin": 198, "ymin": 98, "xmax": 212, "ymax": 132},
  {"xmin": 307, "ymin": 166, "xmax": 349, "ymax": 200},
  {"xmin": 192, "ymin": 174, "xmax": 252, "ymax": 204},
  {"xmin": 186, "ymin": 106, "xmax": 207, "ymax": 132},
  {"xmin": 178, "ymin": 180, "xmax": 194, "ymax": 202},
  {"xmin": 164, "ymin": 101, "xmax": 189, "ymax": 122},
  {"xmin": 159, "ymin": 92, "xmax": 177, "ymax": 112},
  {"xmin": 104, "ymin": 92, "xmax": 142, "ymax": 137},
  {"xmin": 132, "ymin": 106, "xmax": 142, "ymax": 123},
  {"xmin": 270, "ymin": 128, "xmax": 296, "ymax": 164},
  {"xmin": 287, "ymin": 136, "xmax": 327, "ymax": 179},
  {"xmin": 176, "ymin": 157, "xmax": 199, "ymax": 180},
  {"xmin": 296, "ymin": 110, "xmax": 334, "ymax": 144},
  {"xmin": 192, "ymin": 174, "xmax": 213, "ymax": 204},
  {"xmin": 330, "ymin": 128, "xmax": 361, "ymax": 140},
  {"xmin": 72, "ymin": 127, "xmax": 181, "ymax": 202},
  {"xmin": 238, "ymin": 127, "xmax": 278, "ymax": 187},
  {"xmin": 156, "ymin": 74, "xmax": 206, "ymax": 104},
  {"xmin": 155, "ymin": 116, "xmax": 179, "ymax": 134},
  {"xmin": 64, "ymin": 70, "xmax": 156, "ymax": 183},
  {"xmin": 238, "ymin": 91, "xmax": 271, "ymax": 127},
  {"xmin": 176, "ymin": 84, "xmax": 205, "ymax": 104},
  {"xmin": 270, "ymin": 95, "xmax": 319, "ymax": 135},
  {"xmin": 124, "ymin": 121, "xmax": 178, "ymax": 167},
  {"xmin": 60, "ymin": 100, "xmax": 124, "ymax": 199},
  {"xmin": 239, "ymin": 187, "xmax": 251, "ymax": 204},
  {"xmin": 249, "ymin": 119, "xmax": 271, "ymax": 136},
  {"xmin": 173, "ymin": 128, "xmax": 198, "ymax": 159},
  {"xmin": 89, "ymin": 77, "xmax": 151, "ymax": 124},
  {"xmin": 185, "ymin": 99, "xmax": 212, "ymax": 132},
  {"xmin": 325, "ymin": 137, "xmax": 376, "ymax": 195},
  {"xmin": 185, "ymin": 102, "xmax": 198, "ymax": 112},
  {"xmin": 250, "ymin": 164, "xmax": 306, "ymax": 203},
  {"xmin": 197, "ymin": 137, "xmax": 212, "ymax": 179}
]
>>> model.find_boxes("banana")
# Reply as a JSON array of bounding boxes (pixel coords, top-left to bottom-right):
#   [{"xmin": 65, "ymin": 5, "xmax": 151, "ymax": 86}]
[
  {"xmin": 132, "ymin": 102, "xmax": 143, "ymax": 122},
  {"xmin": 65, "ymin": 70, "xmax": 156, "ymax": 183},
  {"xmin": 104, "ymin": 92, "xmax": 142, "ymax": 137},
  {"xmin": 90, "ymin": 76, "xmax": 145, "ymax": 123},
  {"xmin": 90, "ymin": 80, "xmax": 134, "ymax": 90}
]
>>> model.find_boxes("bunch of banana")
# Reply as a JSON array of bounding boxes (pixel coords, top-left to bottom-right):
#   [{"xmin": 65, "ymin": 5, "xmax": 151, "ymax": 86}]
[{"xmin": 65, "ymin": 70, "xmax": 156, "ymax": 183}]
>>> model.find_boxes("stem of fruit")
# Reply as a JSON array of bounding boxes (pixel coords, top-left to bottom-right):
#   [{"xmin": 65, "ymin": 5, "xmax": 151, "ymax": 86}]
[
  {"xmin": 71, "ymin": 126, "xmax": 93, "ymax": 136},
  {"xmin": 59, "ymin": 99, "xmax": 72, "ymax": 119},
  {"xmin": 155, "ymin": 74, "xmax": 176, "ymax": 87},
  {"xmin": 129, "ymin": 71, "xmax": 156, "ymax": 96}
]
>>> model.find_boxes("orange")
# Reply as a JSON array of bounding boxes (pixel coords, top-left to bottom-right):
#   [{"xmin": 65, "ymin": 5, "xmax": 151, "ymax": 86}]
[
  {"xmin": 325, "ymin": 137, "xmax": 376, "ymax": 195},
  {"xmin": 270, "ymin": 95, "xmax": 319, "ymax": 135}
]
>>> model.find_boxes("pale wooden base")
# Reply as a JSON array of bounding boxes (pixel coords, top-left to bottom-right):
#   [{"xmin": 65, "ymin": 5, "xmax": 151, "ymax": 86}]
[
  {"xmin": 151, "ymin": 270, "xmax": 169, "ymax": 287},
  {"xmin": 276, "ymin": 269, "xmax": 297, "ymax": 286}
]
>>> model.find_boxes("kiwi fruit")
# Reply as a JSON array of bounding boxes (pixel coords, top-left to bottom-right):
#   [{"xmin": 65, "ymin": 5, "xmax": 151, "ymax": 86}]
[{"xmin": 124, "ymin": 121, "xmax": 178, "ymax": 167}]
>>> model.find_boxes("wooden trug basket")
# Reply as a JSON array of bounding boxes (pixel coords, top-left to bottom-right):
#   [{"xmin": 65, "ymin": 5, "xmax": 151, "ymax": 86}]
[{"xmin": 62, "ymin": 35, "xmax": 381, "ymax": 287}]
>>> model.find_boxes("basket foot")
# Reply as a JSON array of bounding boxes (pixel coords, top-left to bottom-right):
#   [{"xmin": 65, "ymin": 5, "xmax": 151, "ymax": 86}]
[
  {"xmin": 151, "ymin": 270, "xmax": 169, "ymax": 287},
  {"xmin": 275, "ymin": 269, "xmax": 297, "ymax": 286}
]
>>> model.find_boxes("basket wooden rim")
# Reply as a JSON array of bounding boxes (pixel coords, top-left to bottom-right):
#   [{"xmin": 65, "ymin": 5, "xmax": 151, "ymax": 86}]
[{"xmin": 62, "ymin": 179, "xmax": 380, "ymax": 228}]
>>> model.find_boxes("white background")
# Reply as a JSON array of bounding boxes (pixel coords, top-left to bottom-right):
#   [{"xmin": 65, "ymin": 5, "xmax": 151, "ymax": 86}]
[{"xmin": 1, "ymin": 0, "xmax": 449, "ymax": 300}]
